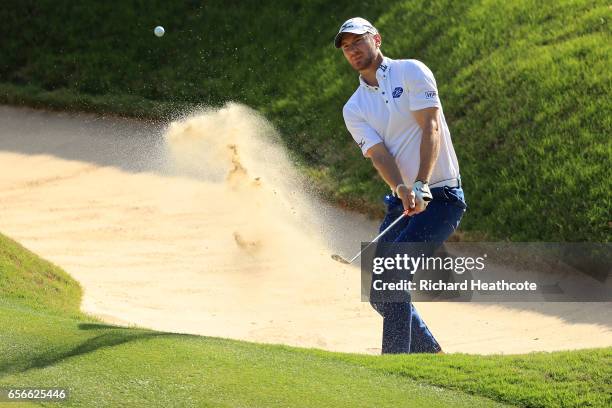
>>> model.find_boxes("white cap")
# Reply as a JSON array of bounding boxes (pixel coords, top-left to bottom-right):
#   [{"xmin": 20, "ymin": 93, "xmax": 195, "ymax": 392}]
[{"xmin": 334, "ymin": 17, "xmax": 378, "ymax": 48}]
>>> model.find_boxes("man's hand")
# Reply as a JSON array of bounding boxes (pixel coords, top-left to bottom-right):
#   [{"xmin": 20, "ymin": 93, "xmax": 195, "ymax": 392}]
[
  {"xmin": 396, "ymin": 184, "xmax": 418, "ymax": 215},
  {"xmin": 412, "ymin": 181, "xmax": 432, "ymax": 214},
  {"xmin": 366, "ymin": 143, "xmax": 431, "ymax": 216}
]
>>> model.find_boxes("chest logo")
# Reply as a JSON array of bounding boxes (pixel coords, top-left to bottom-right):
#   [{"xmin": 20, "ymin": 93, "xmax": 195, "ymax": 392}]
[{"xmin": 392, "ymin": 87, "xmax": 403, "ymax": 98}]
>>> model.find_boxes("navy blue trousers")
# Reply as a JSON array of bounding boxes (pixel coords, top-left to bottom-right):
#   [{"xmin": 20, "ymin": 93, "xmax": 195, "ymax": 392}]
[{"xmin": 371, "ymin": 185, "xmax": 467, "ymax": 354}]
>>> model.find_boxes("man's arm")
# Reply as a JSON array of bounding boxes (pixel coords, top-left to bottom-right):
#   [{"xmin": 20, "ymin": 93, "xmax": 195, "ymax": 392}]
[
  {"xmin": 365, "ymin": 143, "xmax": 403, "ymax": 189},
  {"xmin": 413, "ymin": 107, "xmax": 441, "ymax": 183},
  {"xmin": 366, "ymin": 143, "xmax": 418, "ymax": 215},
  {"xmin": 366, "ymin": 106, "xmax": 441, "ymax": 215}
]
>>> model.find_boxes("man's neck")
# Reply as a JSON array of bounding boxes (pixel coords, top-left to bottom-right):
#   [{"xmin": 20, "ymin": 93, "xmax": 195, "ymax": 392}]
[{"xmin": 359, "ymin": 53, "xmax": 384, "ymax": 87}]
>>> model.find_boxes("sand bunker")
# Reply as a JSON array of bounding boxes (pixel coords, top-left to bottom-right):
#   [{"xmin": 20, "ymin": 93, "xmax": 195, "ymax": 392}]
[{"xmin": 0, "ymin": 104, "xmax": 610, "ymax": 354}]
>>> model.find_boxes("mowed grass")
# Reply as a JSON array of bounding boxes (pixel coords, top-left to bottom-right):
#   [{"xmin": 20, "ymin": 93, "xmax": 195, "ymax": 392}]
[
  {"xmin": 0, "ymin": 233, "xmax": 82, "ymax": 318},
  {"xmin": 1, "ymin": 234, "xmax": 611, "ymax": 407},
  {"xmin": 0, "ymin": 0, "xmax": 609, "ymax": 241},
  {"xmin": 3, "ymin": 306, "xmax": 612, "ymax": 408},
  {"xmin": 1, "ymin": 306, "xmax": 508, "ymax": 408}
]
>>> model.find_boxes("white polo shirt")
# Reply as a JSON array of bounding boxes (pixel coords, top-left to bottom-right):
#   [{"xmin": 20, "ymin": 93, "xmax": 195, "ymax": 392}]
[{"xmin": 342, "ymin": 56, "xmax": 460, "ymax": 187}]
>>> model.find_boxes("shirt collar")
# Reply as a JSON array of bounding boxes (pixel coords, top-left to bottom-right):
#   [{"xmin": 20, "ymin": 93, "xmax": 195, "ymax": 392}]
[{"xmin": 359, "ymin": 56, "xmax": 392, "ymax": 92}]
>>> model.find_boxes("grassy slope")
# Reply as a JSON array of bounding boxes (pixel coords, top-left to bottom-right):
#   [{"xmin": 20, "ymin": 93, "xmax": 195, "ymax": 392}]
[
  {"xmin": 0, "ymin": 0, "xmax": 610, "ymax": 241},
  {"xmin": 1, "ymin": 307, "xmax": 507, "ymax": 408},
  {"xmin": 0, "ymin": 233, "xmax": 82, "ymax": 318},
  {"xmin": 279, "ymin": 0, "xmax": 612, "ymax": 241},
  {"xmin": 3, "ymin": 306, "xmax": 612, "ymax": 407},
  {"xmin": 1, "ymin": 234, "xmax": 611, "ymax": 406}
]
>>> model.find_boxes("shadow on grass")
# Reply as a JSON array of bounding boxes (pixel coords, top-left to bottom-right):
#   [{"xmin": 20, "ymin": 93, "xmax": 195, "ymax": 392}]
[
  {"xmin": 0, "ymin": 323, "xmax": 190, "ymax": 377},
  {"xmin": 77, "ymin": 323, "xmax": 130, "ymax": 330}
]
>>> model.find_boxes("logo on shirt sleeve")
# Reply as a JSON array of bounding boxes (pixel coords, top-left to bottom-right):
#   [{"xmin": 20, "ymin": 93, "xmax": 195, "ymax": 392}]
[
  {"xmin": 358, "ymin": 139, "xmax": 365, "ymax": 149},
  {"xmin": 392, "ymin": 87, "xmax": 403, "ymax": 98},
  {"xmin": 424, "ymin": 90, "xmax": 437, "ymax": 99}
]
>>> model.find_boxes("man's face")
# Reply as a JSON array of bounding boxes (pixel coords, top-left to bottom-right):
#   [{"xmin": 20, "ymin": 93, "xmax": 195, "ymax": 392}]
[{"xmin": 340, "ymin": 32, "xmax": 380, "ymax": 71}]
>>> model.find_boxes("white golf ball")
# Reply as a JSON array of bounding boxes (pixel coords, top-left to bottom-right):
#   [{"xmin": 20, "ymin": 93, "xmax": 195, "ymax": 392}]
[{"xmin": 154, "ymin": 26, "xmax": 165, "ymax": 37}]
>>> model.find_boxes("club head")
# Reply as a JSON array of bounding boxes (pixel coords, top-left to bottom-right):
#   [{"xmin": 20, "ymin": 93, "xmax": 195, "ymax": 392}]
[{"xmin": 331, "ymin": 254, "xmax": 350, "ymax": 264}]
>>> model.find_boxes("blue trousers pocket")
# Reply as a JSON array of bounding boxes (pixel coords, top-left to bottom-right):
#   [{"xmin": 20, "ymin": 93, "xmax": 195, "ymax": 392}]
[{"xmin": 440, "ymin": 186, "xmax": 467, "ymax": 210}]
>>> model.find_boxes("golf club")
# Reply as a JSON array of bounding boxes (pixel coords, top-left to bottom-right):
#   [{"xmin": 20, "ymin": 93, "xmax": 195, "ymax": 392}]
[{"xmin": 331, "ymin": 210, "xmax": 408, "ymax": 264}]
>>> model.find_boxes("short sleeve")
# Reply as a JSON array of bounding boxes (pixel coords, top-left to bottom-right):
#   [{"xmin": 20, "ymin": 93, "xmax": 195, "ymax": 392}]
[
  {"xmin": 343, "ymin": 104, "xmax": 383, "ymax": 156},
  {"xmin": 403, "ymin": 60, "xmax": 441, "ymax": 111}
]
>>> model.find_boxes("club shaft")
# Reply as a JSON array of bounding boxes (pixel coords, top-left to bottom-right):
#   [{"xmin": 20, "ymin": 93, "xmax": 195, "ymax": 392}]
[{"xmin": 348, "ymin": 212, "xmax": 406, "ymax": 263}]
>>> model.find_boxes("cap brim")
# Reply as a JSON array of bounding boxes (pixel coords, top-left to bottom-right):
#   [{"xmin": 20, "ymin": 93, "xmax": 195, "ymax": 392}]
[{"xmin": 334, "ymin": 28, "xmax": 369, "ymax": 48}]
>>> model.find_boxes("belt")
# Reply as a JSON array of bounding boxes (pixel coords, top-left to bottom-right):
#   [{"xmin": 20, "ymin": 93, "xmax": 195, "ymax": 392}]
[
  {"xmin": 429, "ymin": 176, "xmax": 461, "ymax": 189},
  {"xmin": 390, "ymin": 176, "xmax": 461, "ymax": 197}
]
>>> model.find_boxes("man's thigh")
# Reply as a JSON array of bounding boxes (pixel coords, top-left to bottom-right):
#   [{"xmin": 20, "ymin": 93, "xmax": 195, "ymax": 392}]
[{"xmin": 396, "ymin": 198, "xmax": 465, "ymax": 243}]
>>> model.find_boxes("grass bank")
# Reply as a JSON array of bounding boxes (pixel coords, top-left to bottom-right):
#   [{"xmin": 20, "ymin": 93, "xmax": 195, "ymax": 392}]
[
  {"xmin": 2, "ymin": 305, "xmax": 610, "ymax": 407},
  {"xmin": 1, "ymin": 234, "xmax": 611, "ymax": 406},
  {"xmin": 0, "ymin": 0, "xmax": 610, "ymax": 241},
  {"xmin": 0, "ymin": 233, "xmax": 82, "ymax": 318}
]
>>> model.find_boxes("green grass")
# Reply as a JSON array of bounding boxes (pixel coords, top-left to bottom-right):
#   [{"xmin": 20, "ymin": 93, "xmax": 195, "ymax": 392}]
[
  {"xmin": 1, "ymin": 306, "xmax": 509, "ymax": 408},
  {"xmin": 0, "ymin": 1, "xmax": 611, "ymax": 404},
  {"xmin": 0, "ymin": 0, "xmax": 610, "ymax": 241},
  {"xmin": 0, "ymin": 233, "xmax": 82, "ymax": 318},
  {"xmin": 332, "ymin": 348, "xmax": 612, "ymax": 407},
  {"xmin": 2, "ymin": 305, "xmax": 611, "ymax": 407},
  {"xmin": 1, "ymin": 233, "xmax": 611, "ymax": 406}
]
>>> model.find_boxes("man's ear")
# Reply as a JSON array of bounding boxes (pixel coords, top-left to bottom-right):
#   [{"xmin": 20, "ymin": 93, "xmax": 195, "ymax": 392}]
[{"xmin": 373, "ymin": 33, "xmax": 382, "ymax": 48}]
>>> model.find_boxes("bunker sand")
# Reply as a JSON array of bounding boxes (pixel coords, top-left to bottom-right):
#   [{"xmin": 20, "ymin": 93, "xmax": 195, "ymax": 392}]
[{"xmin": 0, "ymin": 105, "xmax": 610, "ymax": 354}]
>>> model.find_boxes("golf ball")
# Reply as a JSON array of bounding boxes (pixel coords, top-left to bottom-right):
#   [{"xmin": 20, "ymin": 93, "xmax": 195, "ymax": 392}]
[{"xmin": 154, "ymin": 26, "xmax": 165, "ymax": 37}]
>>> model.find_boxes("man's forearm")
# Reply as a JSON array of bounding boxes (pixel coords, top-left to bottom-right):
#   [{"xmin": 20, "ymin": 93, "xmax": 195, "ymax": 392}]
[
  {"xmin": 370, "ymin": 150, "xmax": 404, "ymax": 191},
  {"xmin": 416, "ymin": 122, "xmax": 440, "ymax": 183}
]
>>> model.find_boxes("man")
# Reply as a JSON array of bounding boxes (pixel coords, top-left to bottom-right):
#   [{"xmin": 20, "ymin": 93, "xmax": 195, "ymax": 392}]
[{"xmin": 335, "ymin": 17, "xmax": 467, "ymax": 354}]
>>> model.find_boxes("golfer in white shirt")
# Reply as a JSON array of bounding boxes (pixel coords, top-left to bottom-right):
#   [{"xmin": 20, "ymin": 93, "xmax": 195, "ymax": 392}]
[{"xmin": 336, "ymin": 17, "xmax": 467, "ymax": 354}]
